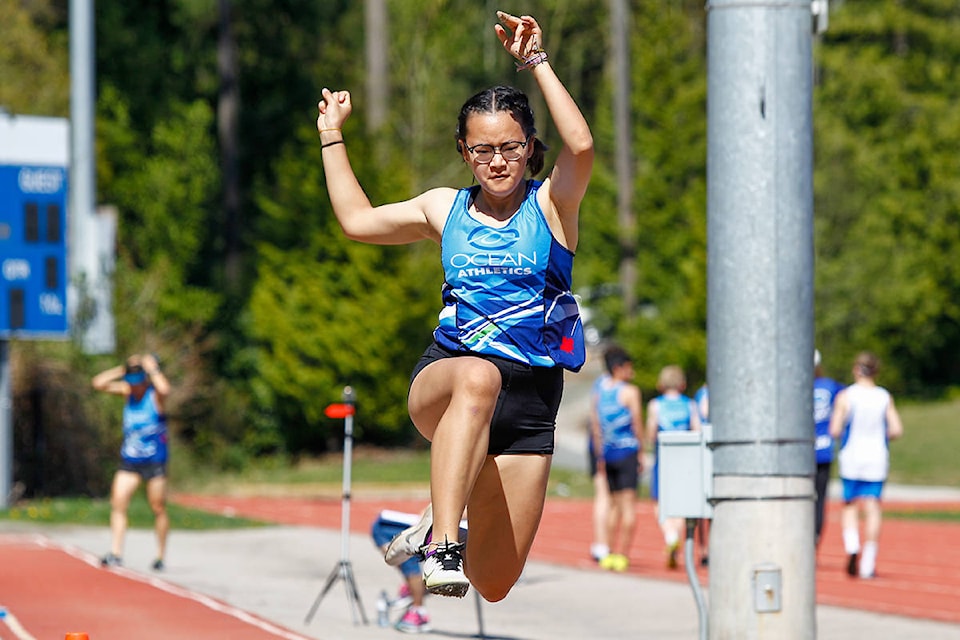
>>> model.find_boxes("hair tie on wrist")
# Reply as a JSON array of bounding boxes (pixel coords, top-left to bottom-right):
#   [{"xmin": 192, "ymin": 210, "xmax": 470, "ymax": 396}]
[
  {"xmin": 321, "ymin": 140, "xmax": 345, "ymax": 149},
  {"xmin": 516, "ymin": 49, "xmax": 548, "ymax": 72}
]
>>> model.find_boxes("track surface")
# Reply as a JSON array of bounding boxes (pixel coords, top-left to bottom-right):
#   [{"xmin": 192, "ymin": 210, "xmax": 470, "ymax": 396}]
[
  {"xmin": 1, "ymin": 494, "xmax": 956, "ymax": 639},
  {"xmin": 172, "ymin": 494, "xmax": 960, "ymax": 625}
]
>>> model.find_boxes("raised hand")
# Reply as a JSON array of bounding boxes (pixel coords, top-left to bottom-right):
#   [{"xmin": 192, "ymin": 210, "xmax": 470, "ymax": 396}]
[
  {"xmin": 494, "ymin": 11, "xmax": 543, "ymax": 61},
  {"xmin": 317, "ymin": 87, "xmax": 352, "ymax": 133}
]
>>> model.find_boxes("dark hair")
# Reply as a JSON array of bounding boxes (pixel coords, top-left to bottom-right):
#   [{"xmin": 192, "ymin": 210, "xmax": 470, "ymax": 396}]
[
  {"xmin": 455, "ymin": 85, "xmax": 548, "ymax": 176},
  {"xmin": 854, "ymin": 351, "xmax": 879, "ymax": 377},
  {"xmin": 603, "ymin": 345, "xmax": 632, "ymax": 374}
]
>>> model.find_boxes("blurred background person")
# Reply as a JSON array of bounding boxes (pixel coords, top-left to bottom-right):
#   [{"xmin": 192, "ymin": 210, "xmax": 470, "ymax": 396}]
[
  {"xmin": 92, "ymin": 353, "xmax": 171, "ymax": 570},
  {"xmin": 813, "ymin": 349, "xmax": 844, "ymax": 549},
  {"xmin": 590, "ymin": 345, "xmax": 642, "ymax": 572},
  {"xmin": 646, "ymin": 365, "xmax": 701, "ymax": 569},
  {"xmin": 829, "ymin": 351, "xmax": 904, "ymax": 579}
]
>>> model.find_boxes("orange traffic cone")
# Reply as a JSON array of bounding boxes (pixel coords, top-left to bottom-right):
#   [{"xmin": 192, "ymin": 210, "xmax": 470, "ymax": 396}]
[{"xmin": 65, "ymin": 634, "xmax": 89, "ymax": 640}]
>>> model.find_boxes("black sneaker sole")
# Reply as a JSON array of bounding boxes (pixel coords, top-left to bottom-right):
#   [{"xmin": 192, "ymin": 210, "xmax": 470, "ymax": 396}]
[{"xmin": 426, "ymin": 581, "xmax": 469, "ymax": 598}]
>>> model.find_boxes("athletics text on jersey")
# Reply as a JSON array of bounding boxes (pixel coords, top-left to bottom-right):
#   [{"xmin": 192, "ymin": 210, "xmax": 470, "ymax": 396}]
[{"xmin": 435, "ymin": 181, "xmax": 584, "ymax": 371}]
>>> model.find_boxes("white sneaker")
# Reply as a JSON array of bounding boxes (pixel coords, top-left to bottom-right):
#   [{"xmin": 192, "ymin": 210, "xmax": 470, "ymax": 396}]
[
  {"xmin": 422, "ymin": 540, "xmax": 469, "ymax": 598},
  {"xmin": 384, "ymin": 505, "xmax": 433, "ymax": 566}
]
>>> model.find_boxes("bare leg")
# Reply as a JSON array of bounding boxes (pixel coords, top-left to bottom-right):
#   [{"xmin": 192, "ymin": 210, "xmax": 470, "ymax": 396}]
[
  {"xmin": 841, "ymin": 501, "xmax": 860, "ymax": 550},
  {"xmin": 591, "ymin": 471, "xmax": 610, "ymax": 558},
  {"xmin": 146, "ymin": 475, "xmax": 169, "ymax": 562},
  {"xmin": 610, "ymin": 489, "xmax": 635, "ymax": 558},
  {"xmin": 407, "ymin": 573, "xmax": 427, "ymax": 607},
  {"xmin": 464, "ymin": 453, "xmax": 551, "ymax": 602},
  {"xmin": 408, "ymin": 356, "xmax": 500, "ymax": 548},
  {"xmin": 109, "ymin": 470, "xmax": 141, "ymax": 558},
  {"xmin": 605, "ymin": 494, "xmax": 621, "ymax": 557},
  {"xmin": 862, "ymin": 497, "xmax": 881, "ymax": 543}
]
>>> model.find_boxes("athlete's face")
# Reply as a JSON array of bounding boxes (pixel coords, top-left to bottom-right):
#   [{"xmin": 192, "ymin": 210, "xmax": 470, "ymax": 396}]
[
  {"xmin": 128, "ymin": 380, "xmax": 149, "ymax": 399},
  {"xmin": 461, "ymin": 111, "xmax": 533, "ymax": 200},
  {"xmin": 614, "ymin": 361, "xmax": 634, "ymax": 381}
]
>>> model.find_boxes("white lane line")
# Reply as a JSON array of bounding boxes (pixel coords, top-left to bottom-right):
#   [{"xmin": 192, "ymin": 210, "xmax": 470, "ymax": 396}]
[
  {"xmin": 0, "ymin": 606, "xmax": 39, "ymax": 640},
  {"xmin": 26, "ymin": 536, "xmax": 316, "ymax": 640}
]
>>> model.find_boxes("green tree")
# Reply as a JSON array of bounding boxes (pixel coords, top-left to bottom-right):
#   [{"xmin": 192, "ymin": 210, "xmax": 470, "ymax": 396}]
[
  {"xmin": 814, "ymin": 0, "xmax": 960, "ymax": 392},
  {"xmin": 0, "ymin": 0, "xmax": 69, "ymax": 116},
  {"xmin": 577, "ymin": 1, "xmax": 708, "ymax": 390}
]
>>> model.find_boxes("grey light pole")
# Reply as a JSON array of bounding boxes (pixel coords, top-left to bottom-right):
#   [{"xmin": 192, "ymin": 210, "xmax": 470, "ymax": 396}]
[{"xmin": 706, "ymin": 1, "xmax": 817, "ymax": 637}]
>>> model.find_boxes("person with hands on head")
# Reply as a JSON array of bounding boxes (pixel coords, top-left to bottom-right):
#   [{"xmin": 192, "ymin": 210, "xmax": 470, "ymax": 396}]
[
  {"xmin": 317, "ymin": 11, "xmax": 593, "ymax": 602},
  {"xmin": 92, "ymin": 353, "xmax": 171, "ymax": 571}
]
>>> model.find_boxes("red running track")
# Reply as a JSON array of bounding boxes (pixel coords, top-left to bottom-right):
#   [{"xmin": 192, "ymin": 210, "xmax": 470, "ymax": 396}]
[
  {"xmin": 173, "ymin": 493, "xmax": 960, "ymax": 625},
  {"xmin": 0, "ymin": 533, "xmax": 313, "ymax": 640}
]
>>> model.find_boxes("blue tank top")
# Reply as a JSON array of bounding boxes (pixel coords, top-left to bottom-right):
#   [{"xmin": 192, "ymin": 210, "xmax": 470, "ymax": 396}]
[
  {"xmin": 594, "ymin": 375, "xmax": 639, "ymax": 463},
  {"xmin": 434, "ymin": 181, "xmax": 585, "ymax": 371},
  {"xmin": 655, "ymin": 393, "xmax": 695, "ymax": 433},
  {"xmin": 813, "ymin": 377, "xmax": 844, "ymax": 464},
  {"xmin": 121, "ymin": 388, "xmax": 168, "ymax": 464}
]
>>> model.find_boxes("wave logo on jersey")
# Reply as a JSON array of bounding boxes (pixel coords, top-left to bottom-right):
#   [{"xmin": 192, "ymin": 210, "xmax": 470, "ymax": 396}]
[{"xmin": 467, "ymin": 227, "xmax": 520, "ymax": 251}]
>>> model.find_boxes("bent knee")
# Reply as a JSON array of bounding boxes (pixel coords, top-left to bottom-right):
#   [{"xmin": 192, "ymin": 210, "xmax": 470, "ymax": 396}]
[
  {"xmin": 468, "ymin": 561, "xmax": 523, "ymax": 603},
  {"xmin": 473, "ymin": 578, "xmax": 516, "ymax": 603},
  {"xmin": 453, "ymin": 359, "xmax": 502, "ymax": 399}
]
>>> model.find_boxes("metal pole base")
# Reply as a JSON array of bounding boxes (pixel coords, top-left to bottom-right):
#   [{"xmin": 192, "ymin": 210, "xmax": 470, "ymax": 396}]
[{"xmin": 304, "ymin": 559, "xmax": 368, "ymax": 625}]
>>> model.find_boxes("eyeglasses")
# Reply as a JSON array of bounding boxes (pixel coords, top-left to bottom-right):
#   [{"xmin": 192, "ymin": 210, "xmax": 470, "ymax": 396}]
[{"xmin": 464, "ymin": 139, "xmax": 529, "ymax": 164}]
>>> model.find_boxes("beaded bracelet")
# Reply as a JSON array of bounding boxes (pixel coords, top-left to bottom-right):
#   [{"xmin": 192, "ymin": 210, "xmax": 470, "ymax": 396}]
[
  {"xmin": 516, "ymin": 49, "xmax": 548, "ymax": 72},
  {"xmin": 321, "ymin": 140, "xmax": 344, "ymax": 149}
]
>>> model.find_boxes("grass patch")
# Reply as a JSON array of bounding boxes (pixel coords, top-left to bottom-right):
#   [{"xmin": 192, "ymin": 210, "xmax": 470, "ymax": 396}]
[
  {"xmin": 176, "ymin": 445, "xmax": 600, "ymax": 499},
  {"xmin": 888, "ymin": 398, "xmax": 960, "ymax": 486},
  {"xmin": 171, "ymin": 447, "xmax": 433, "ymax": 495},
  {"xmin": 885, "ymin": 508, "xmax": 960, "ymax": 523},
  {"xmin": 0, "ymin": 496, "xmax": 265, "ymax": 529}
]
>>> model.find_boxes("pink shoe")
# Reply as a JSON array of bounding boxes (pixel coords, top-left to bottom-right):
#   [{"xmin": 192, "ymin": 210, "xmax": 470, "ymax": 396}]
[{"xmin": 396, "ymin": 607, "xmax": 431, "ymax": 633}]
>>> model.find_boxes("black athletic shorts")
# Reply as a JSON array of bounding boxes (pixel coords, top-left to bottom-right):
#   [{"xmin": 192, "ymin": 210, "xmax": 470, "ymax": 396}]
[
  {"xmin": 604, "ymin": 454, "xmax": 640, "ymax": 493},
  {"xmin": 118, "ymin": 460, "xmax": 167, "ymax": 481},
  {"xmin": 410, "ymin": 341, "xmax": 563, "ymax": 455}
]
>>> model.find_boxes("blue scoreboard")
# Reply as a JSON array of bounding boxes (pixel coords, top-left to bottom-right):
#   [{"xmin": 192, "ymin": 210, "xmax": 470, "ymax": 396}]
[{"xmin": 0, "ymin": 163, "xmax": 69, "ymax": 338}]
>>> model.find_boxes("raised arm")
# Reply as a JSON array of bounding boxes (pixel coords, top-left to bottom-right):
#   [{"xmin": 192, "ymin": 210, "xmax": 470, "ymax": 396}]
[
  {"xmin": 316, "ymin": 88, "xmax": 449, "ymax": 245},
  {"xmin": 92, "ymin": 364, "xmax": 127, "ymax": 396},
  {"xmin": 141, "ymin": 353, "xmax": 171, "ymax": 401},
  {"xmin": 495, "ymin": 12, "xmax": 594, "ymax": 245}
]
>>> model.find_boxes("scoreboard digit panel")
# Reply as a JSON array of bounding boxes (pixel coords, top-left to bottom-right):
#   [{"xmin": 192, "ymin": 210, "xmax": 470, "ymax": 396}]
[{"xmin": 0, "ymin": 164, "xmax": 69, "ymax": 337}]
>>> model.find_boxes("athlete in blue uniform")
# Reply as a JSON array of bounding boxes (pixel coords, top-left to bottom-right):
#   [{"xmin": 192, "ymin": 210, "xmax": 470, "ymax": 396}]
[
  {"xmin": 813, "ymin": 349, "xmax": 843, "ymax": 548},
  {"xmin": 317, "ymin": 11, "xmax": 593, "ymax": 602},
  {"xmin": 92, "ymin": 353, "xmax": 171, "ymax": 570},
  {"xmin": 590, "ymin": 346, "xmax": 642, "ymax": 572},
  {"xmin": 646, "ymin": 365, "xmax": 701, "ymax": 569}
]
